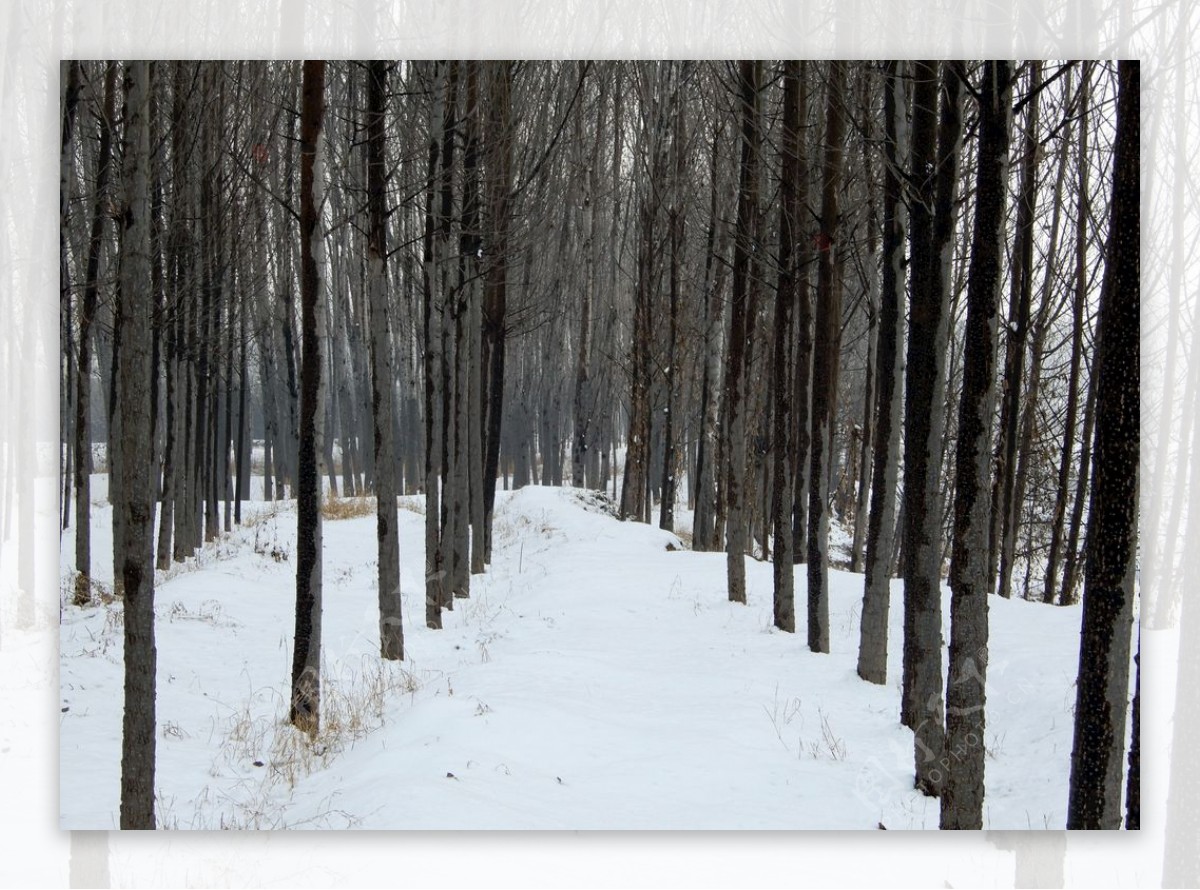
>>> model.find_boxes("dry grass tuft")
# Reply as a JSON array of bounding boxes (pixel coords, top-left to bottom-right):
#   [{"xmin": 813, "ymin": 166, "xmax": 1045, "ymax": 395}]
[{"xmin": 321, "ymin": 496, "xmax": 374, "ymax": 521}]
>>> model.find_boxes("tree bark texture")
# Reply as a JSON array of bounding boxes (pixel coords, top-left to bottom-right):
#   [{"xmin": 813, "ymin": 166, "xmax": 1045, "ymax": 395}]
[
  {"xmin": 1067, "ymin": 59, "xmax": 1139, "ymax": 832},
  {"xmin": 806, "ymin": 60, "xmax": 846, "ymax": 654},
  {"xmin": 290, "ymin": 59, "xmax": 327, "ymax": 735},
  {"xmin": 117, "ymin": 60, "xmax": 157, "ymax": 830},
  {"xmin": 366, "ymin": 60, "xmax": 404, "ymax": 660},
  {"xmin": 858, "ymin": 61, "xmax": 907, "ymax": 686},
  {"xmin": 942, "ymin": 60, "xmax": 1013, "ymax": 831}
]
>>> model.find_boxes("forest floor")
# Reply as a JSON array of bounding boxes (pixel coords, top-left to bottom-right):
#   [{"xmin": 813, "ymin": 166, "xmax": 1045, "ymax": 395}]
[{"xmin": 60, "ymin": 477, "xmax": 1082, "ymax": 829}]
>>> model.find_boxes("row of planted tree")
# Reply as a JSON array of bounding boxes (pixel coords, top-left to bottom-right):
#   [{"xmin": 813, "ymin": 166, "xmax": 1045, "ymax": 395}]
[{"xmin": 60, "ymin": 60, "xmax": 1137, "ymax": 831}]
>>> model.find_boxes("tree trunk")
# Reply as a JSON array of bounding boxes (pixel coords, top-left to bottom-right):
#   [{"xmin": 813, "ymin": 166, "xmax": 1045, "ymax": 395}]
[
  {"xmin": 195, "ymin": 70, "xmax": 216, "ymax": 548},
  {"xmin": 901, "ymin": 61, "xmax": 962, "ymax": 797},
  {"xmin": 60, "ymin": 60, "xmax": 82, "ymax": 535},
  {"xmin": 424, "ymin": 61, "xmax": 450, "ymax": 627},
  {"xmin": 73, "ymin": 62, "xmax": 117, "ymax": 606},
  {"xmin": 174, "ymin": 170, "xmax": 199, "ymax": 561},
  {"xmin": 116, "ymin": 59, "xmax": 157, "ymax": 830},
  {"xmin": 693, "ymin": 119, "xmax": 727, "ymax": 553},
  {"xmin": 621, "ymin": 69, "xmax": 663, "ymax": 525},
  {"xmin": 366, "ymin": 60, "xmax": 404, "ymax": 660},
  {"xmin": 806, "ymin": 60, "xmax": 846, "ymax": 654},
  {"xmin": 440, "ymin": 62, "xmax": 465, "ymax": 605},
  {"xmin": 222, "ymin": 220, "xmax": 235, "ymax": 533},
  {"xmin": 771, "ymin": 60, "xmax": 801, "ymax": 633},
  {"xmin": 156, "ymin": 63, "xmax": 187, "ymax": 569},
  {"xmin": 858, "ymin": 61, "xmax": 907, "ymax": 686},
  {"xmin": 290, "ymin": 59, "xmax": 327, "ymax": 736},
  {"xmin": 1044, "ymin": 64, "xmax": 1091, "ymax": 605},
  {"xmin": 235, "ymin": 255, "xmax": 249, "ymax": 519},
  {"xmin": 659, "ymin": 65, "xmax": 686, "ymax": 533},
  {"xmin": 1125, "ymin": 637, "xmax": 1140, "ymax": 829},
  {"xmin": 723, "ymin": 60, "xmax": 760, "ymax": 604},
  {"xmin": 464, "ymin": 63, "xmax": 487, "ymax": 576},
  {"xmin": 991, "ymin": 61, "xmax": 1042, "ymax": 599},
  {"xmin": 1060, "ymin": 361, "xmax": 1097, "ymax": 607},
  {"xmin": 108, "ymin": 243, "xmax": 126, "ymax": 597},
  {"xmin": 850, "ymin": 71, "xmax": 880, "ymax": 574},
  {"xmin": 571, "ymin": 62, "xmax": 601, "ymax": 491},
  {"xmin": 790, "ymin": 64, "xmax": 813, "ymax": 567},
  {"xmin": 1067, "ymin": 59, "xmax": 1139, "ymax": 831},
  {"xmin": 942, "ymin": 60, "xmax": 1013, "ymax": 831},
  {"xmin": 482, "ymin": 62, "xmax": 512, "ymax": 565}
]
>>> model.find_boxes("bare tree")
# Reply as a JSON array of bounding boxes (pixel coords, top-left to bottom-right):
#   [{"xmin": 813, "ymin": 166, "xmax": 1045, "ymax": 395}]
[
  {"xmin": 771, "ymin": 60, "xmax": 802, "ymax": 633},
  {"xmin": 1067, "ymin": 59, "xmax": 1139, "ymax": 832},
  {"xmin": 1044, "ymin": 63, "xmax": 1091, "ymax": 606},
  {"xmin": 942, "ymin": 59, "xmax": 1014, "ymax": 831},
  {"xmin": 423, "ymin": 61, "xmax": 449, "ymax": 629},
  {"xmin": 991, "ymin": 62, "xmax": 1042, "ymax": 599},
  {"xmin": 116, "ymin": 59, "xmax": 157, "ymax": 829},
  {"xmin": 73, "ymin": 62, "xmax": 117, "ymax": 607},
  {"xmin": 857, "ymin": 61, "xmax": 907, "ymax": 686},
  {"xmin": 901, "ymin": 60, "xmax": 962, "ymax": 796},
  {"xmin": 806, "ymin": 60, "xmax": 846, "ymax": 654},
  {"xmin": 366, "ymin": 60, "xmax": 403, "ymax": 660},
  {"xmin": 723, "ymin": 60, "xmax": 760, "ymax": 604},
  {"xmin": 290, "ymin": 59, "xmax": 327, "ymax": 735}
]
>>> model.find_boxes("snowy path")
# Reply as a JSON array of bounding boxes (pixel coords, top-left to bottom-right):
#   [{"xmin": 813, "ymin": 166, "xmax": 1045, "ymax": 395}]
[{"xmin": 60, "ymin": 484, "xmax": 1081, "ymax": 829}]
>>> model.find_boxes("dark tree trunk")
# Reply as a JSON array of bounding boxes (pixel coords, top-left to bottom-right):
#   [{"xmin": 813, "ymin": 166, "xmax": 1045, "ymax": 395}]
[
  {"xmin": 724, "ymin": 60, "xmax": 760, "ymax": 604},
  {"xmin": 60, "ymin": 60, "xmax": 82, "ymax": 535},
  {"xmin": 849, "ymin": 75, "xmax": 880, "ymax": 575},
  {"xmin": 693, "ymin": 120, "xmax": 730, "ymax": 553},
  {"xmin": 900, "ymin": 64, "xmax": 941, "ymax": 726},
  {"xmin": 621, "ymin": 69, "xmax": 663, "ymax": 526},
  {"xmin": 806, "ymin": 60, "xmax": 846, "ymax": 654},
  {"xmin": 439, "ymin": 62, "xmax": 463, "ymax": 606},
  {"xmin": 235, "ymin": 260, "xmax": 249, "ymax": 521},
  {"xmin": 571, "ymin": 63, "xmax": 602, "ymax": 492},
  {"xmin": 771, "ymin": 60, "xmax": 801, "ymax": 633},
  {"xmin": 858, "ymin": 61, "xmax": 907, "ymax": 686},
  {"xmin": 1126, "ymin": 637, "xmax": 1140, "ymax": 829},
  {"xmin": 156, "ymin": 69, "xmax": 184, "ymax": 571},
  {"xmin": 277, "ymin": 75, "xmax": 302, "ymax": 496},
  {"xmin": 1044, "ymin": 64, "xmax": 1091, "ymax": 606},
  {"xmin": 423, "ymin": 61, "xmax": 448, "ymax": 628},
  {"xmin": 1067, "ymin": 59, "xmax": 1139, "ymax": 831},
  {"xmin": 116, "ymin": 60, "xmax": 157, "ymax": 830},
  {"xmin": 108, "ymin": 230, "xmax": 126, "ymax": 597},
  {"xmin": 901, "ymin": 61, "xmax": 962, "ymax": 797},
  {"xmin": 446, "ymin": 62, "xmax": 476, "ymax": 600},
  {"xmin": 174, "ymin": 174, "xmax": 199, "ymax": 562},
  {"xmin": 659, "ymin": 65, "xmax": 686, "ymax": 533},
  {"xmin": 290, "ymin": 59, "xmax": 327, "ymax": 736},
  {"xmin": 991, "ymin": 61, "xmax": 1042, "ymax": 599},
  {"xmin": 366, "ymin": 60, "xmax": 404, "ymax": 660},
  {"xmin": 222, "ymin": 215, "xmax": 235, "ymax": 534},
  {"xmin": 482, "ymin": 62, "xmax": 512, "ymax": 565},
  {"xmin": 790, "ymin": 64, "xmax": 812, "ymax": 567},
  {"xmin": 465, "ymin": 63, "xmax": 487, "ymax": 576},
  {"xmin": 73, "ymin": 62, "xmax": 117, "ymax": 606},
  {"xmin": 1060, "ymin": 359, "xmax": 1097, "ymax": 607},
  {"xmin": 942, "ymin": 60, "xmax": 1013, "ymax": 831}
]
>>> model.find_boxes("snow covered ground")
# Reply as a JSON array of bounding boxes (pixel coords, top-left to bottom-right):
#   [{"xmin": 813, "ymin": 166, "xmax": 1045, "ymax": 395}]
[{"xmin": 60, "ymin": 479, "xmax": 1082, "ymax": 830}]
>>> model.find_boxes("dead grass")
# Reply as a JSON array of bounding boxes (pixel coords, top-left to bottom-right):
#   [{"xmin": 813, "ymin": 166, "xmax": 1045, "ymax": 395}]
[
  {"xmin": 321, "ymin": 495, "xmax": 374, "ymax": 521},
  {"xmin": 63, "ymin": 572, "xmax": 117, "ymax": 609}
]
